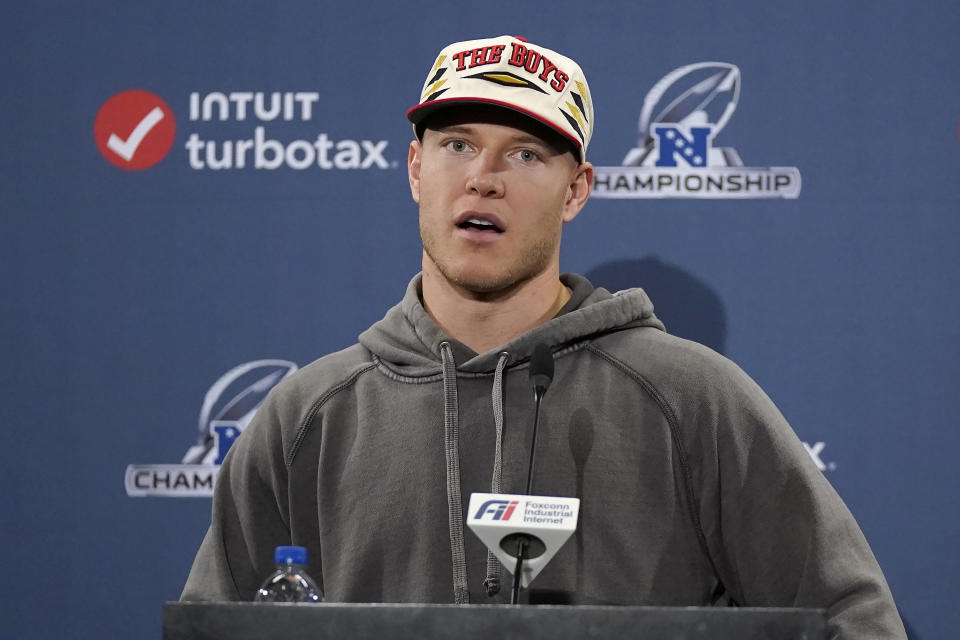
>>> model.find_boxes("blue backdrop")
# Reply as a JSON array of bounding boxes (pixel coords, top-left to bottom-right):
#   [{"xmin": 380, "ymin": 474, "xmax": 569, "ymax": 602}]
[{"xmin": 2, "ymin": 2, "xmax": 957, "ymax": 638}]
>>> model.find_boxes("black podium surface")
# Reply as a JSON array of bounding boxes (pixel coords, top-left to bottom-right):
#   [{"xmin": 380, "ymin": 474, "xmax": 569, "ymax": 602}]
[{"xmin": 164, "ymin": 602, "xmax": 826, "ymax": 640}]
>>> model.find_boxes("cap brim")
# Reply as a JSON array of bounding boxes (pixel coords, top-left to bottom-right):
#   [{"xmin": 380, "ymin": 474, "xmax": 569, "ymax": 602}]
[{"xmin": 407, "ymin": 97, "xmax": 585, "ymax": 161}]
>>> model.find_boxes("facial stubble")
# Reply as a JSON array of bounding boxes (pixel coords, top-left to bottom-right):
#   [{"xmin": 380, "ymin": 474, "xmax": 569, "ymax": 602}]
[{"xmin": 420, "ymin": 220, "xmax": 561, "ymax": 296}]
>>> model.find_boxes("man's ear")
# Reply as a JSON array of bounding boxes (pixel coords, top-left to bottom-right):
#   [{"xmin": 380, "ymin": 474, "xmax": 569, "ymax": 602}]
[
  {"xmin": 408, "ymin": 140, "xmax": 422, "ymax": 204},
  {"xmin": 561, "ymin": 161, "xmax": 594, "ymax": 223}
]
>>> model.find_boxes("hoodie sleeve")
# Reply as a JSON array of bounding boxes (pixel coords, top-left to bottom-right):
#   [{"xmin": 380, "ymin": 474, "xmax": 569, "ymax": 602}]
[
  {"xmin": 180, "ymin": 386, "xmax": 294, "ymax": 601},
  {"xmin": 677, "ymin": 351, "xmax": 906, "ymax": 640}
]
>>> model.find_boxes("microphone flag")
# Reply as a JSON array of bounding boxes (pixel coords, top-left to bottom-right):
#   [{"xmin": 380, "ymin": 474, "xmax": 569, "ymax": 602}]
[{"xmin": 467, "ymin": 492, "xmax": 580, "ymax": 588}]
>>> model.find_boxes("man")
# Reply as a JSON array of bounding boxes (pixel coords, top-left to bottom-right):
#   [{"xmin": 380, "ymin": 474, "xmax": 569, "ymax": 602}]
[{"xmin": 182, "ymin": 35, "xmax": 906, "ymax": 639}]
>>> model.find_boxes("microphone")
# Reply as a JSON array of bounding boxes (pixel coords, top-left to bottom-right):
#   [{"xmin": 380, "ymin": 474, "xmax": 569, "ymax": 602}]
[
  {"xmin": 525, "ymin": 342, "xmax": 554, "ymax": 496},
  {"xmin": 467, "ymin": 343, "xmax": 580, "ymax": 604},
  {"xmin": 530, "ymin": 341, "xmax": 554, "ymax": 397}
]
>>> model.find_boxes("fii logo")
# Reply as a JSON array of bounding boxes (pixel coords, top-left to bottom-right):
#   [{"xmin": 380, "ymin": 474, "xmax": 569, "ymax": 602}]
[{"xmin": 474, "ymin": 499, "xmax": 519, "ymax": 521}]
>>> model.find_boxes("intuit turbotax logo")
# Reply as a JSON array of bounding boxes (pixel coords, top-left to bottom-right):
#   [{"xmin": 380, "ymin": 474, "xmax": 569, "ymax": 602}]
[
  {"xmin": 94, "ymin": 90, "xmax": 176, "ymax": 170},
  {"xmin": 125, "ymin": 360, "xmax": 297, "ymax": 497},
  {"xmin": 592, "ymin": 62, "xmax": 801, "ymax": 199},
  {"xmin": 96, "ymin": 89, "xmax": 393, "ymax": 171}
]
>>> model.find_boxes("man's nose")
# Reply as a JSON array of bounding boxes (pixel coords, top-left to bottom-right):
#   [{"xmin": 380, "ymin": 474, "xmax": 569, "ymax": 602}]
[{"xmin": 465, "ymin": 154, "xmax": 505, "ymax": 198}]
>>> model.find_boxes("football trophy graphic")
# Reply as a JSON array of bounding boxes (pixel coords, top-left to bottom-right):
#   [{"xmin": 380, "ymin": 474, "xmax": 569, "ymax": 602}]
[
  {"xmin": 623, "ymin": 62, "xmax": 742, "ymax": 167},
  {"xmin": 181, "ymin": 359, "xmax": 298, "ymax": 464}
]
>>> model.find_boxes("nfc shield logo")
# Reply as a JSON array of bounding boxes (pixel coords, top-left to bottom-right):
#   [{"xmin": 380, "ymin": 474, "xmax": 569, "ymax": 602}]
[
  {"xmin": 654, "ymin": 126, "xmax": 712, "ymax": 167},
  {"xmin": 474, "ymin": 499, "xmax": 519, "ymax": 521}
]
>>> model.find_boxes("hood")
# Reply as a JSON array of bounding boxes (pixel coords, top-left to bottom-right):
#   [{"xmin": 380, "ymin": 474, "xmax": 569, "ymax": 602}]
[{"xmin": 358, "ymin": 273, "xmax": 665, "ymax": 376}]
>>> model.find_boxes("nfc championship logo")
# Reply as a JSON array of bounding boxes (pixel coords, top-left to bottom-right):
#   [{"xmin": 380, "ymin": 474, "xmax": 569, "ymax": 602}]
[
  {"xmin": 124, "ymin": 360, "xmax": 297, "ymax": 497},
  {"xmin": 593, "ymin": 62, "xmax": 801, "ymax": 199}
]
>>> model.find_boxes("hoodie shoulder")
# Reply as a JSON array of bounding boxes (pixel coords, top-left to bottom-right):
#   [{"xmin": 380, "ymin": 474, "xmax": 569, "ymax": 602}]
[
  {"xmin": 255, "ymin": 343, "xmax": 376, "ymax": 448},
  {"xmin": 590, "ymin": 326, "xmax": 769, "ymax": 414},
  {"xmin": 276, "ymin": 342, "xmax": 375, "ymax": 403}
]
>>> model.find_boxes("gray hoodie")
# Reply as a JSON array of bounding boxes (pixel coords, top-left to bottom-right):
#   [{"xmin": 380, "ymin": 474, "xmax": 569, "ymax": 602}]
[{"xmin": 182, "ymin": 273, "xmax": 905, "ymax": 640}]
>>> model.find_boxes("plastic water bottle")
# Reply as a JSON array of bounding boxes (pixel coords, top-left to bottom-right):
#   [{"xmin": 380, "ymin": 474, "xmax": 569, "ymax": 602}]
[{"xmin": 254, "ymin": 546, "xmax": 323, "ymax": 603}]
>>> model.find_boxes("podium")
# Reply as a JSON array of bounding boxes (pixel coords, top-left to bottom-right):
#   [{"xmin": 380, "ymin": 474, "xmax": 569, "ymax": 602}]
[{"xmin": 164, "ymin": 602, "xmax": 825, "ymax": 639}]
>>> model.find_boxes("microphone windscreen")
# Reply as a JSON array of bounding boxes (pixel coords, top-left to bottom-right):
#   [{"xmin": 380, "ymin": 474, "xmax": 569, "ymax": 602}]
[{"xmin": 530, "ymin": 343, "xmax": 554, "ymax": 393}]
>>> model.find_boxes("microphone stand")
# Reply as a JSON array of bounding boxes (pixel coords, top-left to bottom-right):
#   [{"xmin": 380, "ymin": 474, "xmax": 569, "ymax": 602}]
[{"xmin": 511, "ymin": 375, "xmax": 548, "ymax": 605}]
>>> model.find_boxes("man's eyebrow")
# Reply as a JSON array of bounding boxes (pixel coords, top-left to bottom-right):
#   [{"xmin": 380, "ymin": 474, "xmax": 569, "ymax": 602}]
[
  {"xmin": 510, "ymin": 133, "xmax": 554, "ymax": 148},
  {"xmin": 434, "ymin": 124, "xmax": 475, "ymax": 135}
]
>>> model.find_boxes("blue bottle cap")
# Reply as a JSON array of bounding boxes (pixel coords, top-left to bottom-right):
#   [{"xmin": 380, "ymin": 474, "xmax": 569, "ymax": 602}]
[{"xmin": 274, "ymin": 545, "xmax": 307, "ymax": 565}]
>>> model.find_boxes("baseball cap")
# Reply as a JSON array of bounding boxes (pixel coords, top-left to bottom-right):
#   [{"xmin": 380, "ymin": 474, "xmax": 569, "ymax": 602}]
[{"xmin": 407, "ymin": 35, "xmax": 593, "ymax": 162}]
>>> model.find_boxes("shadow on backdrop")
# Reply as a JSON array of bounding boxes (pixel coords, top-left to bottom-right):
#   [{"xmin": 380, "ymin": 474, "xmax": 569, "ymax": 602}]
[{"xmin": 584, "ymin": 257, "xmax": 727, "ymax": 355}]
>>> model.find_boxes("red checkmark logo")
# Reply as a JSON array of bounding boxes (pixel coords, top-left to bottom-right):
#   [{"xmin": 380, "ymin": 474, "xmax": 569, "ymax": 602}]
[{"xmin": 94, "ymin": 90, "xmax": 176, "ymax": 170}]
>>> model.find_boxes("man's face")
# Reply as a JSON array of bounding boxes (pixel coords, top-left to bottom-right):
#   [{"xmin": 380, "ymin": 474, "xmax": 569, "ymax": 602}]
[{"xmin": 408, "ymin": 108, "xmax": 592, "ymax": 297}]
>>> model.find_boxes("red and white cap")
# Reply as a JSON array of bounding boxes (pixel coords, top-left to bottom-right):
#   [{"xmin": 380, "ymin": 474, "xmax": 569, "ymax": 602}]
[{"xmin": 407, "ymin": 35, "xmax": 594, "ymax": 162}]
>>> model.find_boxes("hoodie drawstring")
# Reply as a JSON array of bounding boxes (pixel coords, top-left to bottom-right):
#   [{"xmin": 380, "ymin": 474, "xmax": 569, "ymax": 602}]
[
  {"xmin": 440, "ymin": 341, "xmax": 470, "ymax": 604},
  {"xmin": 482, "ymin": 351, "xmax": 509, "ymax": 596},
  {"xmin": 441, "ymin": 343, "xmax": 510, "ymax": 601}
]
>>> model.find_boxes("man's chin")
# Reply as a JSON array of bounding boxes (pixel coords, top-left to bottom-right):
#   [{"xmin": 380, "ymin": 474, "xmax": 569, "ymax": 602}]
[
  {"xmin": 423, "ymin": 246, "xmax": 555, "ymax": 299},
  {"xmin": 444, "ymin": 268, "xmax": 542, "ymax": 299}
]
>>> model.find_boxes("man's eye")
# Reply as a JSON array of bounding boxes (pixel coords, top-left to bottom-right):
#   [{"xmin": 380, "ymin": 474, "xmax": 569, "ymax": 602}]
[
  {"xmin": 447, "ymin": 140, "xmax": 469, "ymax": 152},
  {"xmin": 517, "ymin": 149, "xmax": 539, "ymax": 162}
]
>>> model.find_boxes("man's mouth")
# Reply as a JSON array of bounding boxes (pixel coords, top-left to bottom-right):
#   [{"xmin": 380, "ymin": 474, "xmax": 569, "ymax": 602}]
[{"xmin": 456, "ymin": 214, "xmax": 504, "ymax": 233}]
